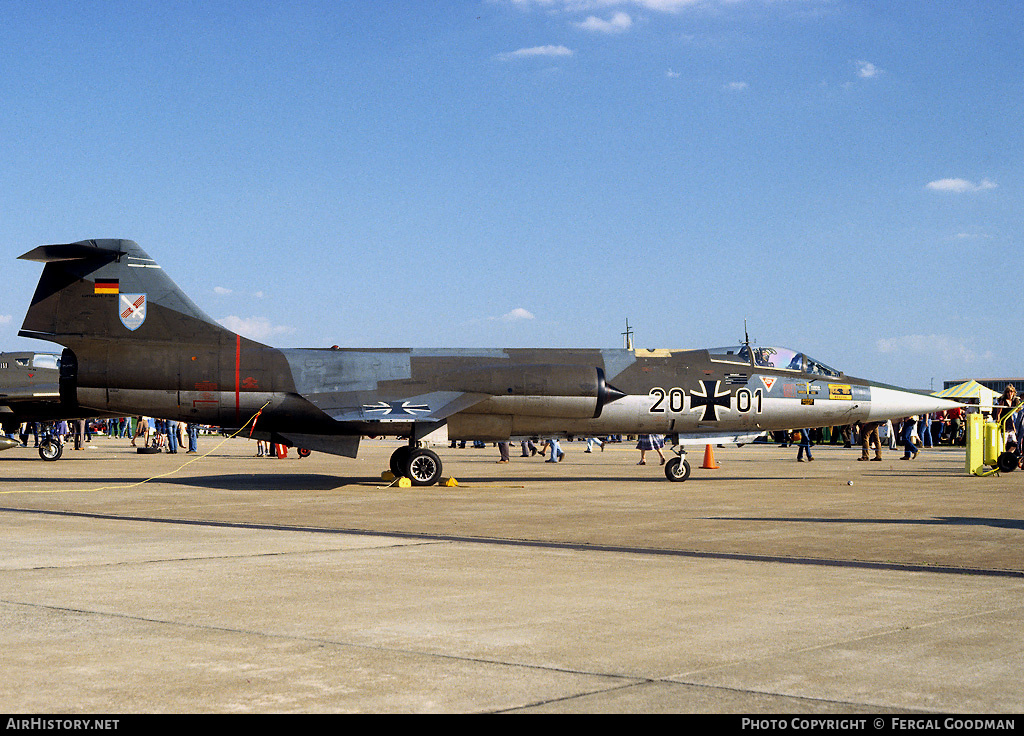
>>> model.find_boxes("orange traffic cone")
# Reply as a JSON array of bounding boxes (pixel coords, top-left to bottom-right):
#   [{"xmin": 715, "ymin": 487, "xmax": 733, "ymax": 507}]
[{"xmin": 702, "ymin": 444, "xmax": 720, "ymax": 469}]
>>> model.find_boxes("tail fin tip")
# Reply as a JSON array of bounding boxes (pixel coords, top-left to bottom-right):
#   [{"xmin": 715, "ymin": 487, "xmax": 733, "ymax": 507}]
[{"xmin": 19, "ymin": 240, "xmax": 131, "ymax": 263}]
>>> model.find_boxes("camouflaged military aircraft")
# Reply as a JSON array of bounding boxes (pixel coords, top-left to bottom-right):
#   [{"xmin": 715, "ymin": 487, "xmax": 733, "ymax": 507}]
[
  {"xmin": 0, "ymin": 352, "xmax": 60, "ymax": 423},
  {"xmin": 17, "ymin": 239, "xmax": 958, "ymax": 484},
  {"xmin": 0, "ymin": 351, "xmax": 67, "ymax": 458}
]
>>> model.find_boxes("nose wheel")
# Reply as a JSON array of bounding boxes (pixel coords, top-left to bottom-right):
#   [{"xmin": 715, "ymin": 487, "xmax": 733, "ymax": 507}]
[
  {"xmin": 39, "ymin": 438, "xmax": 63, "ymax": 461},
  {"xmin": 664, "ymin": 446, "xmax": 690, "ymax": 482},
  {"xmin": 664, "ymin": 456, "xmax": 691, "ymax": 482}
]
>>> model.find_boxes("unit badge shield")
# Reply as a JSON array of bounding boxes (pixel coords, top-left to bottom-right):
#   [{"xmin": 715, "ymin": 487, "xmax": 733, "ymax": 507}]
[{"xmin": 119, "ymin": 293, "xmax": 147, "ymax": 331}]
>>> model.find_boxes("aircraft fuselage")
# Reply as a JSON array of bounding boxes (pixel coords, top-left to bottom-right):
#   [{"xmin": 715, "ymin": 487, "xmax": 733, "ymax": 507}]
[{"xmin": 17, "ymin": 239, "xmax": 959, "ymax": 482}]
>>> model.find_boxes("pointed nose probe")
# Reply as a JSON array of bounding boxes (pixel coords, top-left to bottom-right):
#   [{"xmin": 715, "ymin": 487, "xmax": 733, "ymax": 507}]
[{"xmin": 864, "ymin": 384, "xmax": 962, "ymax": 421}]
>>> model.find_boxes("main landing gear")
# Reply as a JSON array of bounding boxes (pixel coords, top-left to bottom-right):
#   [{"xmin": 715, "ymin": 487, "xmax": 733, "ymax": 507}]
[{"xmin": 389, "ymin": 444, "xmax": 443, "ymax": 486}]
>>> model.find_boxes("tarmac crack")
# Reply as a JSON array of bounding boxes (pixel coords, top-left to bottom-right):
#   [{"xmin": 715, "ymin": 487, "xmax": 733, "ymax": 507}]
[
  {"xmin": 667, "ymin": 597, "xmax": 1024, "ymax": 685},
  {"xmin": 491, "ymin": 680, "xmax": 648, "ymax": 713},
  {"xmin": 1, "ymin": 541, "xmax": 446, "ymax": 573},
  {"xmin": 0, "ymin": 593, "xmax": 951, "ymax": 714},
  {"xmin": 0, "ymin": 597, "xmax": 648, "ymax": 695},
  {"xmin": 494, "ymin": 676, "xmax": 927, "ymax": 714}
]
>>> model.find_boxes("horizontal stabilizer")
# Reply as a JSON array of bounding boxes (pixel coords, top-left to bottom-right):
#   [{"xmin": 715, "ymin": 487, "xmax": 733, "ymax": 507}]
[
  {"xmin": 0, "ymin": 383, "xmax": 61, "ymax": 402},
  {"xmin": 19, "ymin": 241, "xmax": 127, "ymax": 263}
]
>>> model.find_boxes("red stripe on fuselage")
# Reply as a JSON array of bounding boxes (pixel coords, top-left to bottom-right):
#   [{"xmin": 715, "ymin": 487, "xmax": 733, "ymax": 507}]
[{"xmin": 235, "ymin": 334, "xmax": 241, "ymax": 421}]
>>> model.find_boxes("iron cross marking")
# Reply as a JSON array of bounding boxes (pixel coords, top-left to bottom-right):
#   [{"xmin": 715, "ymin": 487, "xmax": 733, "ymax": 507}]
[
  {"xmin": 689, "ymin": 380, "xmax": 731, "ymax": 421},
  {"xmin": 363, "ymin": 400, "xmax": 430, "ymax": 417}
]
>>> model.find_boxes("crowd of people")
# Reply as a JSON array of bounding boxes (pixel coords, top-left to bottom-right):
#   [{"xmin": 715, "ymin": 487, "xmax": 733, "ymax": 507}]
[
  {"xmin": 8, "ymin": 417, "xmax": 207, "ymax": 454},
  {"xmin": 454, "ymin": 434, "xmax": 671, "ymax": 466},
  {"xmin": 776, "ymin": 400, "xmax": 1024, "ymax": 463}
]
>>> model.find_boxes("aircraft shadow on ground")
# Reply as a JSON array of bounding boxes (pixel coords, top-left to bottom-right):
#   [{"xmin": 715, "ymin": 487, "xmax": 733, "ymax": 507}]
[
  {"xmin": 710, "ymin": 516, "xmax": 1024, "ymax": 531},
  {"xmin": 160, "ymin": 473, "xmax": 349, "ymax": 491},
  {"xmin": 1, "ymin": 473, "xmax": 351, "ymax": 492},
  {"xmin": 467, "ymin": 474, "xmax": 672, "ymax": 484}
]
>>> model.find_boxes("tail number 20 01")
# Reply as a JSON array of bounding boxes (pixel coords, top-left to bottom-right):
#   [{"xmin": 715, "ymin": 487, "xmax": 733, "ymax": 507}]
[{"xmin": 648, "ymin": 387, "xmax": 763, "ymax": 414}]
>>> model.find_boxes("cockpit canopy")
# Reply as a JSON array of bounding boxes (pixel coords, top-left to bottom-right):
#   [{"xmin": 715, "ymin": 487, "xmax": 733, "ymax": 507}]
[
  {"xmin": 6, "ymin": 353, "xmax": 60, "ymax": 370},
  {"xmin": 708, "ymin": 345, "xmax": 841, "ymax": 378}
]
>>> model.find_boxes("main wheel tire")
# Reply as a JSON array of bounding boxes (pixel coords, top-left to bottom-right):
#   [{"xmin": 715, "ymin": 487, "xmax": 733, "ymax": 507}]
[
  {"xmin": 406, "ymin": 448, "xmax": 443, "ymax": 486},
  {"xmin": 390, "ymin": 445, "xmax": 413, "ymax": 477},
  {"xmin": 297, "ymin": 448, "xmax": 311, "ymax": 458},
  {"xmin": 664, "ymin": 456, "xmax": 691, "ymax": 482},
  {"xmin": 39, "ymin": 439, "xmax": 63, "ymax": 462}
]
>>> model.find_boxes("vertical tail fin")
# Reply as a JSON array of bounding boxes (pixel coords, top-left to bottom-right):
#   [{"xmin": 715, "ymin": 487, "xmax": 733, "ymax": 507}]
[
  {"xmin": 18, "ymin": 239, "xmax": 285, "ymax": 425},
  {"xmin": 19, "ymin": 239, "xmax": 239, "ymax": 347}
]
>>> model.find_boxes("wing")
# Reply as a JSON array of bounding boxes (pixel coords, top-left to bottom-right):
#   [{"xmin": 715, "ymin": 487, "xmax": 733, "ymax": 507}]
[
  {"xmin": 0, "ymin": 382, "xmax": 61, "ymax": 403},
  {"xmin": 304, "ymin": 390, "xmax": 491, "ymax": 424}
]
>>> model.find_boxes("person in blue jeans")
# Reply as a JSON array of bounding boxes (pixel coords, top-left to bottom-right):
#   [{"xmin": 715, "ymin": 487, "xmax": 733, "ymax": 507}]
[
  {"xmin": 901, "ymin": 416, "xmax": 919, "ymax": 459},
  {"xmin": 796, "ymin": 429, "xmax": 813, "ymax": 462},
  {"xmin": 166, "ymin": 419, "xmax": 178, "ymax": 454},
  {"xmin": 543, "ymin": 438, "xmax": 565, "ymax": 463}
]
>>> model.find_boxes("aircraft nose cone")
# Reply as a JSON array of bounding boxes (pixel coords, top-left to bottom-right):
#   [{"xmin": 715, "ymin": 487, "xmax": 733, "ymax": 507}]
[
  {"xmin": 603, "ymin": 383, "xmax": 627, "ymax": 404},
  {"xmin": 0, "ymin": 436, "xmax": 21, "ymax": 452},
  {"xmin": 866, "ymin": 385, "xmax": 962, "ymax": 421}
]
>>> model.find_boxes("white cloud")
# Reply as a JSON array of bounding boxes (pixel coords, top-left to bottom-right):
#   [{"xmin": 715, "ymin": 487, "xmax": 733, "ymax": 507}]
[
  {"xmin": 0, "ymin": 315, "xmax": 12, "ymax": 325},
  {"xmin": 634, "ymin": 0, "xmax": 706, "ymax": 10},
  {"xmin": 876, "ymin": 335, "xmax": 994, "ymax": 364},
  {"xmin": 665, "ymin": 68, "xmax": 681, "ymax": 78},
  {"xmin": 218, "ymin": 315, "xmax": 295, "ymax": 342},
  {"xmin": 575, "ymin": 11, "xmax": 632, "ymax": 33},
  {"xmin": 724, "ymin": 81, "xmax": 749, "ymax": 91},
  {"xmin": 954, "ymin": 232, "xmax": 990, "ymax": 240},
  {"xmin": 465, "ymin": 307, "xmax": 538, "ymax": 328},
  {"xmin": 926, "ymin": 178, "xmax": 997, "ymax": 193},
  {"xmin": 856, "ymin": 60, "xmax": 882, "ymax": 78},
  {"xmin": 213, "ymin": 286, "xmax": 233, "ymax": 295},
  {"xmin": 498, "ymin": 45, "xmax": 574, "ymax": 61},
  {"xmin": 500, "ymin": 308, "xmax": 535, "ymax": 322},
  {"xmin": 507, "ymin": 1, "xmax": 776, "ymax": 14}
]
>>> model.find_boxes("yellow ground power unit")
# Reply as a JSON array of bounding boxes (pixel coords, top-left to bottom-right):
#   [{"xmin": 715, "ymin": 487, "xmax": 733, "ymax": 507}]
[
  {"xmin": 965, "ymin": 412, "xmax": 987, "ymax": 475},
  {"xmin": 966, "ymin": 407, "xmax": 1022, "ymax": 476}
]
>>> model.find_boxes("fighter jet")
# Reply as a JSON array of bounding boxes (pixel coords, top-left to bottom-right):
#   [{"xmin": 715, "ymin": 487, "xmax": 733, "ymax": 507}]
[
  {"xmin": 0, "ymin": 352, "xmax": 61, "ymax": 420},
  {"xmin": 0, "ymin": 350, "xmax": 109, "ymax": 460},
  {"xmin": 17, "ymin": 240, "xmax": 958, "ymax": 484},
  {"xmin": 0, "ymin": 351, "xmax": 62, "ymax": 457}
]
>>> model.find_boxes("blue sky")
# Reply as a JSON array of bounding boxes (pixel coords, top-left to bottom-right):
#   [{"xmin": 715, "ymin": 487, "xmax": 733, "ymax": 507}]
[{"xmin": 1, "ymin": 0, "xmax": 1020, "ymax": 389}]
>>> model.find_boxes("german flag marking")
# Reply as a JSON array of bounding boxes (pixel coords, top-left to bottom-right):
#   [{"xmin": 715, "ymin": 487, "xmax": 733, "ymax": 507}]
[{"xmin": 94, "ymin": 279, "xmax": 119, "ymax": 295}]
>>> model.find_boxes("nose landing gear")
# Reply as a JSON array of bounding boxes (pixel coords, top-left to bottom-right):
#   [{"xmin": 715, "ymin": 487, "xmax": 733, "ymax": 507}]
[{"xmin": 664, "ymin": 446, "xmax": 691, "ymax": 482}]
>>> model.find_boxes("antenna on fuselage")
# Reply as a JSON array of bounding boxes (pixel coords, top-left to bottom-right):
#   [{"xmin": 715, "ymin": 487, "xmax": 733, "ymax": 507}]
[
  {"xmin": 623, "ymin": 319, "xmax": 634, "ymax": 350},
  {"xmin": 740, "ymin": 319, "xmax": 758, "ymax": 365},
  {"xmin": 740, "ymin": 319, "xmax": 755, "ymax": 349}
]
